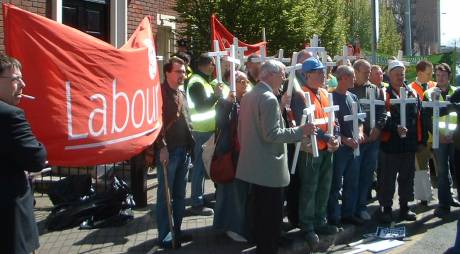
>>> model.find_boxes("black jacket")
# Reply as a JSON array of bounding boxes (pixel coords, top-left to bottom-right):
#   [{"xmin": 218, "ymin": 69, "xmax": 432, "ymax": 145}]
[
  {"xmin": 381, "ymin": 85, "xmax": 427, "ymax": 153},
  {"xmin": 0, "ymin": 100, "xmax": 47, "ymax": 254}
]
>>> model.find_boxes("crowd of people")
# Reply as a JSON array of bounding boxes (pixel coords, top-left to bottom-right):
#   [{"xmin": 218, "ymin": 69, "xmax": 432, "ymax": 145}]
[
  {"xmin": 1, "ymin": 41, "xmax": 460, "ymax": 254},
  {"xmin": 154, "ymin": 43, "xmax": 460, "ymax": 254}
]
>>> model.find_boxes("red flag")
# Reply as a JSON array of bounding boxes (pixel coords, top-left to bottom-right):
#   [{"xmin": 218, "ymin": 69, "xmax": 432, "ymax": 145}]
[
  {"xmin": 211, "ymin": 14, "xmax": 266, "ymax": 55},
  {"xmin": 3, "ymin": 4, "xmax": 162, "ymax": 166}
]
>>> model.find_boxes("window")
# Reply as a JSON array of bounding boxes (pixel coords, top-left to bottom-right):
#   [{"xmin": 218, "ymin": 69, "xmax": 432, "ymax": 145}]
[{"xmin": 62, "ymin": 0, "xmax": 110, "ymax": 42}]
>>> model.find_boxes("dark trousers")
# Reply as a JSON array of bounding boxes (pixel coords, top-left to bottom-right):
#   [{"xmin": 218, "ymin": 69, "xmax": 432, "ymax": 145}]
[
  {"xmin": 454, "ymin": 149, "xmax": 460, "ymax": 197},
  {"xmin": 378, "ymin": 152, "xmax": 416, "ymax": 208},
  {"xmin": 248, "ymin": 183, "xmax": 283, "ymax": 254}
]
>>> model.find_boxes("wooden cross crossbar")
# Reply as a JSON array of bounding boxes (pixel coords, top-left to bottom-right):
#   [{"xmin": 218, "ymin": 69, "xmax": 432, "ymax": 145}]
[
  {"xmin": 422, "ymin": 90, "xmax": 450, "ymax": 149},
  {"xmin": 206, "ymin": 40, "xmax": 228, "ymax": 84},
  {"xmin": 389, "ymin": 87, "xmax": 417, "ymax": 138},
  {"xmin": 359, "ymin": 87, "xmax": 385, "ymax": 129},
  {"xmin": 344, "ymin": 101, "xmax": 366, "ymax": 157}
]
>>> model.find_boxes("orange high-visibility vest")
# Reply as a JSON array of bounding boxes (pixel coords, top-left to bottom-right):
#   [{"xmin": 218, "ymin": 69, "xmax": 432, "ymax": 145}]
[
  {"xmin": 410, "ymin": 81, "xmax": 436, "ymax": 99},
  {"xmin": 301, "ymin": 86, "xmax": 332, "ymax": 150},
  {"xmin": 381, "ymin": 86, "xmax": 423, "ymax": 142}
]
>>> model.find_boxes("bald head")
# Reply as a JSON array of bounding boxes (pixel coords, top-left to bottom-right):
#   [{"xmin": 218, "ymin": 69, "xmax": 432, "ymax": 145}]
[{"xmin": 297, "ymin": 50, "xmax": 313, "ymax": 64}]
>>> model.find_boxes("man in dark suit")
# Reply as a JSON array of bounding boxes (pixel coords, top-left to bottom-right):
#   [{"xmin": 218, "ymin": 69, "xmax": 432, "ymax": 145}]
[
  {"xmin": 236, "ymin": 59, "xmax": 316, "ymax": 254},
  {"xmin": 0, "ymin": 54, "xmax": 47, "ymax": 254}
]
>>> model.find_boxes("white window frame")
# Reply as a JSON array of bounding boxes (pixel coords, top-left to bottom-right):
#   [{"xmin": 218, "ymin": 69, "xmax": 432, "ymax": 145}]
[{"xmin": 51, "ymin": 0, "xmax": 126, "ymax": 47}]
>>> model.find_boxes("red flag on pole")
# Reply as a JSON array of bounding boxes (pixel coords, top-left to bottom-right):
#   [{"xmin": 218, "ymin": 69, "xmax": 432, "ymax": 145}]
[
  {"xmin": 3, "ymin": 4, "xmax": 162, "ymax": 166},
  {"xmin": 211, "ymin": 14, "xmax": 266, "ymax": 55}
]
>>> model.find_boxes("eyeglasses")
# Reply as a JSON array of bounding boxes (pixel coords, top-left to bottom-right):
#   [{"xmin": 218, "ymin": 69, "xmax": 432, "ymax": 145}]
[{"xmin": 0, "ymin": 76, "xmax": 24, "ymax": 83}]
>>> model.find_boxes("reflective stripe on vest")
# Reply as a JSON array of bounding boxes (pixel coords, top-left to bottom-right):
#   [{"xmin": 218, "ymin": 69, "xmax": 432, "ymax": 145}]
[
  {"xmin": 186, "ymin": 74, "xmax": 216, "ymax": 132},
  {"xmin": 425, "ymin": 86, "xmax": 458, "ymax": 138},
  {"xmin": 301, "ymin": 86, "xmax": 332, "ymax": 150}
]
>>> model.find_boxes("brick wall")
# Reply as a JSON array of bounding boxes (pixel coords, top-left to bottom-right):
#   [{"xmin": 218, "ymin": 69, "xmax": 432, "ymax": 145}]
[
  {"xmin": 127, "ymin": 0, "xmax": 178, "ymax": 37},
  {"xmin": 0, "ymin": 0, "xmax": 178, "ymax": 52},
  {"xmin": 0, "ymin": 0, "xmax": 48, "ymax": 52}
]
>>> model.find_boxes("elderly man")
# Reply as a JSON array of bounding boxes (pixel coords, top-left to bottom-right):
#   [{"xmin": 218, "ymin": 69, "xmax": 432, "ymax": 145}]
[
  {"xmin": 378, "ymin": 60, "xmax": 427, "ymax": 223},
  {"xmin": 349, "ymin": 59, "xmax": 387, "ymax": 221},
  {"xmin": 236, "ymin": 60, "xmax": 315, "ymax": 254},
  {"xmin": 327, "ymin": 65, "xmax": 364, "ymax": 226},
  {"xmin": 0, "ymin": 54, "xmax": 47, "ymax": 254},
  {"xmin": 297, "ymin": 58, "xmax": 340, "ymax": 247}
]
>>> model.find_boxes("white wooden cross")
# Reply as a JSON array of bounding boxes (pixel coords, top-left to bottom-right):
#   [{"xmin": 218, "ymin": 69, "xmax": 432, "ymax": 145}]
[
  {"xmin": 232, "ymin": 37, "xmax": 248, "ymax": 66},
  {"xmin": 323, "ymin": 93, "xmax": 339, "ymax": 136},
  {"xmin": 284, "ymin": 52, "xmax": 301, "ymax": 126},
  {"xmin": 276, "ymin": 49, "xmax": 291, "ymax": 63},
  {"xmin": 321, "ymin": 51, "xmax": 336, "ymax": 68},
  {"xmin": 305, "ymin": 34, "xmax": 326, "ymax": 58},
  {"xmin": 223, "ymin": 44, "xmax": 241, "ymax": 97},
  {"xmin": 249, "ymin": 44, "xmax": 274, "ymax": 63},
  {"xmin": 305, "ymin": 92, "xmax": 319, "ymax": 158},
  {"xmin": 422, "ymin": 89, "xmax": 450, "ymax": 149},
  {"xmin": 334, "ymin": 45, "xmax": 356, "ymax": 64},
  {"xmin": 344, "ymin": 101, "xmax": 366, "ymax": 156},
  {"xmin": 290, "ymin": 92, "xmax": 318, "ymax": 174},
  {"xmin": 206, "ymin": 40, "xmax": 228, "ymax": 84},
  {"xmin": 390, "ymin": 87, "xmax": 417, "ymax": 138},
  {"xmin": 359, "ymin": 87, "xmax": 385, "ymax": 129}
]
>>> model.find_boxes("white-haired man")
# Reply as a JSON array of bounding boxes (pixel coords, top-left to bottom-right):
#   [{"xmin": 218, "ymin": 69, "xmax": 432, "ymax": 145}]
[{"xmin": 236, "ymin": 60, "xmax": 316, "ymax": 254}]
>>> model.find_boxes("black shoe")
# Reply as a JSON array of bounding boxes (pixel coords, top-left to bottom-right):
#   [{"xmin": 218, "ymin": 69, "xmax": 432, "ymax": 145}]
[
  {"xmin": 434, "ymin": 206, "xmax": 451, "ymax": 218},
  {"xmin": 159, "ymin": 240, "xmax": 181, "ymax": 249},
  {"xmin": 189, "ymin": 205, "xmax": 214, "ymax": 216},
  {"xmin": 341, "ymin": 216, "xmax": 364, "ymax": 226},
  {"xmin": 304, "ymin": 231, "xmax": 319, "ymax": 248},
  {"xmin": 399, "ymin": 209, "xmax": 417, "ymax": 221},
  {"xmin": 380, "ymin": 207, "xmax": 393, "ymax": 223}
]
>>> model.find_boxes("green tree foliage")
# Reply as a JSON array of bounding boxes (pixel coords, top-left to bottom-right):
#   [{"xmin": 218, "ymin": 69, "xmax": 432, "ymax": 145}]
[
  {"xmin": 174, "ymin": 0, "xmax": 400, "ymax": 60},
  {"xmin": 174, "ymin": 0, "xmax": 348, "ymax": 58},
  {"xmin": 378, "ymin": 3, "xmax": 401, "ymax": 56}
]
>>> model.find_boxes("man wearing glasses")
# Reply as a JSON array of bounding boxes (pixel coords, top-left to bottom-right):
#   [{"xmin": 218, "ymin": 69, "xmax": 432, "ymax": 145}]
[{"xmin": 0, "ymin": 54, "xmax": 47, "ymax": 254}]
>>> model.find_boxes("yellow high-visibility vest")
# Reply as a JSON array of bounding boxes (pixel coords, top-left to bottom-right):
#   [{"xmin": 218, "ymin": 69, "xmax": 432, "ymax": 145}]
[
  {"xmin": 424, "ymin": 86, "xmax": 458, "ymax": 141},
  {"xmin": 186, "ymin": 74, "xmax": 217, "ymax": 132}
]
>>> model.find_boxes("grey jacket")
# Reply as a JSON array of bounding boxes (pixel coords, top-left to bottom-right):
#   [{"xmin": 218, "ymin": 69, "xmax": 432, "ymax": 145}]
[{"xmin": 236, "ymin": 83, "xmax": 304, "ymax": 188}]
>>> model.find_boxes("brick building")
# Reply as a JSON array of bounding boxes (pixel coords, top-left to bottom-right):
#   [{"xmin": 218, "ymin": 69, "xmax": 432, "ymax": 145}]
[{"xmin": 0, "ymin": 0, "xmax": 179, "ymax": 62}]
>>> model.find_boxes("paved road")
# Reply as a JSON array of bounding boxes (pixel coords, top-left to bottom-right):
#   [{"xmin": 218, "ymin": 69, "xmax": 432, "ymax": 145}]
[{"xmin": 33, "ymin": 171, "xmax": 459, "ymax": 254}]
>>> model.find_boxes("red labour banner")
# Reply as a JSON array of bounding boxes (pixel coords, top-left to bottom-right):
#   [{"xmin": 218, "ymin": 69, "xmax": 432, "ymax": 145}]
[
  {"xmin": 211, "ymin": 14, "xmax": 266, "ymax": 55},
  {"xmin": 3, "ymin": 4, "xmax": 162, "ymax": 166}
]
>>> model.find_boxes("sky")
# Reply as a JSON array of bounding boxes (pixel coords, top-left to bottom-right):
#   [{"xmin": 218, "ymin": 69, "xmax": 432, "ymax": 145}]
[{"xmin": 440, "ymin": 0, "xmax": 460, "ymax": 46}]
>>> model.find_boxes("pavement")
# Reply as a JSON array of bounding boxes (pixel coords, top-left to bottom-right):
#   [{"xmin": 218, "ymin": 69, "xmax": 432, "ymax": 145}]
[{"xmin": 33, "ymin": 169, "xmax": 459, "ymax": 254}]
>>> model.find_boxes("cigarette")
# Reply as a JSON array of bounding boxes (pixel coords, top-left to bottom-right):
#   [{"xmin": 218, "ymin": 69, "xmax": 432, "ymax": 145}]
[{"xmin": 21, "ymin": 94, "xmax": 35, "ymax": 100}]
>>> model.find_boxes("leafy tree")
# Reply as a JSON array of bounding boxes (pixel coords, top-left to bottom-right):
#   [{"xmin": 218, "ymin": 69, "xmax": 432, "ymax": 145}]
[
  {"xmin": 174, "ymin": 0, "xmax": 400, "ymax": 61},
  {"xmin": 174, "ymin": 0, "xmax": 348, "ymax": 58}
]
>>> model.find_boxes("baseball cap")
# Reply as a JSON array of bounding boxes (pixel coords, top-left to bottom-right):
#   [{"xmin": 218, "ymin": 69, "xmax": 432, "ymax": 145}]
[
  {"xmin": 302, "ymin": 57, "xmax": 326, "ymax": 73},
  {"xmin": 388, "ymin": 60, "xmax": 405, "ymax": 73}
]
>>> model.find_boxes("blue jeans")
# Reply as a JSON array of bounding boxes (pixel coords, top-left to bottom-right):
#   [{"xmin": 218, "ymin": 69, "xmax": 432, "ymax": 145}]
[
  {"xmin": 155, "ymin": 146, "xmax": 190, "ymax": 243},
  {"xmin": 356, "ymin": 141, "xmax": 380, "ymax": 213},
  {"xmin": 191, "ymin": 131, "xmax": 213, "ymax": 207},
  {"xmin": 327, "ymin": 145, "xmax": 360, "ymax": 221},
  {"xmin": 433, "ymin": 143, "xmax": 455, "ymax": 207}
]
